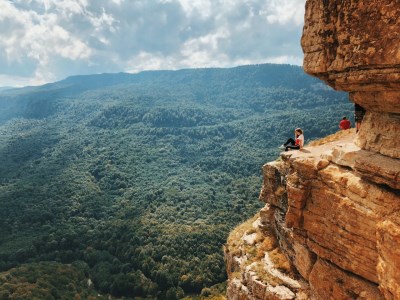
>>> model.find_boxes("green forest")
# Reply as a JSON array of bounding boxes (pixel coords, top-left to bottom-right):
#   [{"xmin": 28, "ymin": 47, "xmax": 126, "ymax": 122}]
[{"xmin": 0, "ymin": 64, "xmax": 350, "ymax": 299}]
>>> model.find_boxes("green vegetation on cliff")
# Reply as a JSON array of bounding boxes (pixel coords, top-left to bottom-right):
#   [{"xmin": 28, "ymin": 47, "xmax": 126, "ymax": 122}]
[
  {"xmin": 0, "ymin": 64, "xmax": 350, "ymax": 299},
  {"xmin": 0, "ymin": 262, "xmax": 104, "ymax": 300}
]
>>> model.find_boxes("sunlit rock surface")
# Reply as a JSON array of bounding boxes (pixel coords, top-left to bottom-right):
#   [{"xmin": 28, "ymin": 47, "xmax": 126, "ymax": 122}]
[
  {"xmin": 302, "ymin": 0, "xmax": 400, "ymax": 93},
  {"xmin": 225, "ymin": 129, "xmax": 398, "ymax": 299},
  {"xmin": 225, "ymin": 1, "xmax": 400, "ymax": 298}
]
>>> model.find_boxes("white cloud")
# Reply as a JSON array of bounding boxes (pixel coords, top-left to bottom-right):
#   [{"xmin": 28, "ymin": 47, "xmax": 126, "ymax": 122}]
[
  {"xmin": 0, "ymin": 0, "xmax": 307, "ymax": 87},
  {"xmin": 179, "ymin": 28, "xmax": 230, "ymax": 67},
  {"xmin": 111, "ymin": 0, "xmax": 123, "ymax": 5},
  {"xmin": 177, "ymin": 0, "xmax": 212, "ymax": 18},
  {"xmin": 0, "ymin": 1, "xmax": 92, "ymax": 84},
  {"xmin": 265, "ymin": 55, "xmax": 303, "ymax": 65},
  {"xmin": 54, "ymin": 0, "xmax": 87, "ymax": 16},
  {"xmin": 0, "ymin": 73, "xmax": 41, "ymax": 87},
  {"xmin": 126, "ymin": 52, "xmax": 176, "ymax": 73},
  {"xmin": 261, "ymin": 0, "xmax": 305, "ymax": 26}
]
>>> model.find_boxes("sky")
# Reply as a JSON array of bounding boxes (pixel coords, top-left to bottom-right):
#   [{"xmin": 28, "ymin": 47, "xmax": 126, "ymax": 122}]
[{"xmin": 0, "ymin": 0, "xmax": 306, "ymax": 87}]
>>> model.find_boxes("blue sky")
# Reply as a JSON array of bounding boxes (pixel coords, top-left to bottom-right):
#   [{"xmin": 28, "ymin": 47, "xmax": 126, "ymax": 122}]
[{"xmin": 0, "ymin": 0, "xmax": 306, "ymax": 87}]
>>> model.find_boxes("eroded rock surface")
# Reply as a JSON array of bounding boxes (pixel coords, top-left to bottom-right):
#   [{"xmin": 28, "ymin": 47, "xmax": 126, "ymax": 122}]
[
  {"xmin": 302, "ymin": 0, "xmax": 400, "ymax": 93},
  {"xmin": 226, "ymin": 130, "xmax": 399, "ymax": 299},
  {"xmin": 224, "ymin": 214, "xmax": 311, "ymax": 300},
  {"xmin": 302, "ymin": 0, "xmax": 400, "ymax": 157},
  {"xmin": 226, "ymin": 0, "xmax": 400, "ymax": 299},
  {"xmin": 258, "ymin": 133, "xmax": 400, "ymax": 299}
]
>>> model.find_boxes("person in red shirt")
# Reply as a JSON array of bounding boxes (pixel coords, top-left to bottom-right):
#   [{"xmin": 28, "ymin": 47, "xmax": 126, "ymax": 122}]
[{"xmin": 339, "ymin": 116, "xmax": 351, "ymax": 130}]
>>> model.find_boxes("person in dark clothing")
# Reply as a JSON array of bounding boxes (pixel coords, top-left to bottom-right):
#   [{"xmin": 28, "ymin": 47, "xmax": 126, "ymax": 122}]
[
  {"xmin": 279, "ymin": 128, "xmax": 304, "ymax": 151},
  {"xmin": 354, "ymin": 104, "xmax": 366, "ymax": 133}
]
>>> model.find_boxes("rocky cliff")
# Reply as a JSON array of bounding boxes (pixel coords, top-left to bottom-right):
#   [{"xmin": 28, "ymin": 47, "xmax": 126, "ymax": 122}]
[{"xmin": 224, "ymin": 1, "xmax": 400, "ymax": 299}]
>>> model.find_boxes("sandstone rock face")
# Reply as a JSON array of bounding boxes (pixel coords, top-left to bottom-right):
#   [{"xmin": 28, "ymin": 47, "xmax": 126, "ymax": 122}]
[
  {"xmin": 302, "ymin": 0, "xmax": 400, "ymax": 156},
  {"xmin": 377, "ymin": 214, "xmax": 400, "ymax": 299},
  {"xmin": 302, "ymin": 0, "xmax": 400, "ymax": 93},
  {"xmin": 309, "ymin": 258, "xmax": 384, "ymax": 300},
  {"xmin": 255, "ymin": 132, "xmax": 398, "ymax": 299},
  {"xmin": 224, "ymin": 214, "xmax": 311, "ymax": 300},
  {"xmin": 226, "ymin": 130, "xmax": 399, "ymax": 299},
  {"xmin": 355, "ymin": 111, "xmax": 400, "ymax": 159},
  {"xmin": 226, "ymin": 1, "xmax": 400, "ymax": 299},
  {"xmin": 301, "ymin": 1, "xmax": 400, "ymax": 297}
]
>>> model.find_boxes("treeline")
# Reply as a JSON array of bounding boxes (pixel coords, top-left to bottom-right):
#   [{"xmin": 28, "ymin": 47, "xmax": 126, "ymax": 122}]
[{"xmin": 0, "ymin": 64, "xmax": 351, "ymax": 299}]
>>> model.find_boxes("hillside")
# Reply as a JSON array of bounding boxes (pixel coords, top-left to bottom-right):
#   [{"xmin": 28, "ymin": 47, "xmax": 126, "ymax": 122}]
[
  {"xmin": 0, "ymin": 64, "xmax": 350, "ymax": 299},
  {"xmin": 0, "ymin": 87, "xmax": 13, "ymax": 93}
]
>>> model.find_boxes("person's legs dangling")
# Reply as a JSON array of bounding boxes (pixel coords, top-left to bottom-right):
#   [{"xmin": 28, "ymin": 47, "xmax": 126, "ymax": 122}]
[
  {"xmin": 285, "ymin": 145, "xmax": 300, "ymax": 152},
  {"xmin": 284, "ymin": 138, "xmax": 296, "ymax": 146}
]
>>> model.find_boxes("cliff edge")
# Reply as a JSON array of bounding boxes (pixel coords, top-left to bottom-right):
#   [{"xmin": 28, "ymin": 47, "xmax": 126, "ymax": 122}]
[{"xmin": 224, "ymin": 1, "xmax": 400, "ymax": 299}]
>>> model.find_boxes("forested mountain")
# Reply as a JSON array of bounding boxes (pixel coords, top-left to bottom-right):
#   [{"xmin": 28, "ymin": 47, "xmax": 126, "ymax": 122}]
[
  {"xmin": 0, "ymin": 87, "xmax": 13, "ymax": 93},
  {"xmin": 0, "ymin": 64, "xmax": 350, "ymax": 299}
]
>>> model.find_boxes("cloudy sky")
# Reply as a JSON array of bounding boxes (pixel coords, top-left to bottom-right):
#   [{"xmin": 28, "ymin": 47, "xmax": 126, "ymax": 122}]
[{"xmin": 0, "ymin": 0, "xmax": 306, "ymax": 87}]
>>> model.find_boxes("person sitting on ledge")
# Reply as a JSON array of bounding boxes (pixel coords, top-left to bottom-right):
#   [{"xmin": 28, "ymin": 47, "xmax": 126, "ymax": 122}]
[
  {"xmin": 279, "ymin": 128, "xmax": 304, "ymax": 152},
  {"xmin": 339, "ymin": 116, "xmax": 351, "ymax": 130}
]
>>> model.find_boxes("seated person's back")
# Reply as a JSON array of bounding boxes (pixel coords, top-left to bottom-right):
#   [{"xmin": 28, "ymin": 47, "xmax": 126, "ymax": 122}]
[{"xmin": 339, "ymin": 117, "xmax": 351, "ymax": 130}]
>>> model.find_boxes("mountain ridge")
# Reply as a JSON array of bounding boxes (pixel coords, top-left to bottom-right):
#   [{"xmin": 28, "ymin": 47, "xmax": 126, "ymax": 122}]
[
  {"xmin": 0, "ymin": 63, "xmax": 351, "ymax": 299},
  {"xmin": 1, "ymin": 63, "xmax": 319, "ymax": 96}
]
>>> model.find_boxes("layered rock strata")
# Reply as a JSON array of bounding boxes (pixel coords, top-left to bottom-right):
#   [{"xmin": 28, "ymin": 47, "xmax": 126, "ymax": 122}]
[
  {"xmin": 225, "ymin": 130, "xmax": 399, "ymax": 299},
  {"xmin": 225, "ymin": 136, "xmax": 400, "ymax": 300},
  {"xmin": 302, "ymin": 0, "xmax": 400, "ymax": 94},
  {"xmin": 224, "ymin": 214, "xmax": 311, "ymax": 300},
  {"xmin": 301, "ymin": 1, "xmax": 400, "ymax": 297},
  {"xmin": 225, "ymin": 1, "xmax": 400, "ymax": 298}
]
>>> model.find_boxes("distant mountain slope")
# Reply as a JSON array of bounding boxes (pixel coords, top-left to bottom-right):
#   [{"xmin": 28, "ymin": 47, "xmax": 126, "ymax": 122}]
[
  {"xmin": 2, "ymin": 64, "xmax": 321, "ymax": 95},
  {"xmin": 0, "ymin": 64, "xmax": 331, "ymax": 122},
  {"xmin": 0, "ymin": 64, "xmax": 351, "ymax": 299},
  {"xmin": 0, "ymin": 87, "xmax": 14, "ymax": 93}
]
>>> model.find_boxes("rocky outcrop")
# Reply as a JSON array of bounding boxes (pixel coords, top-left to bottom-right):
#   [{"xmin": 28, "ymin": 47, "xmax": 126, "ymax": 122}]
[
  {"xmin": 301, "ymin": 1, "xmax": 400, "ymax": 297},
  {"xmin": 302, "ymin": 0, "xmax": 400, "ymax": 94},
  {"xmin": 225, "ymin": 130, "xmax": 399, "ymax": 299},
  {"xmin": 224, "ymin": 214, "xmax": 311, "ymax": 300},
  {"xmin": 225, "ymin": 0, "xmax": 400, "ymax": 299},
  {"xmin": 302, "ymin": 0, "xmax": 400, "ymax": 155}
]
